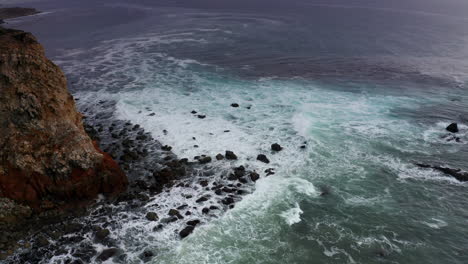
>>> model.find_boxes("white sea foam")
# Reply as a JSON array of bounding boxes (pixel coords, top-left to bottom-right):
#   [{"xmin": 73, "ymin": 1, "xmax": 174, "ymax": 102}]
[{"xmin": 280, "ymin": 203, "xmax": 303, "ymax": 226}]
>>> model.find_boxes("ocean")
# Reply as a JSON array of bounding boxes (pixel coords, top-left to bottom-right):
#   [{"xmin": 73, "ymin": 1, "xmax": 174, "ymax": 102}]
[{"xmin": 6, "ymin": 0, "xmax": 468, "ymax": 263}]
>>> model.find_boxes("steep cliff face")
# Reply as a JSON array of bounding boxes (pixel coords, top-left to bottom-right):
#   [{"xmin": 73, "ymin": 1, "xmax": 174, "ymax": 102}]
[{"xmin": 0, "ymin": 27, "xmax": 127, "ymax": 210}]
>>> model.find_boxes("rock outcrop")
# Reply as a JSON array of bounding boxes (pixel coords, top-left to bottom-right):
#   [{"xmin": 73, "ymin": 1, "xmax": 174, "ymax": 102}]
[{"xmin": 0, "ymin": 27, "xmax": 127, "ymax": 210}]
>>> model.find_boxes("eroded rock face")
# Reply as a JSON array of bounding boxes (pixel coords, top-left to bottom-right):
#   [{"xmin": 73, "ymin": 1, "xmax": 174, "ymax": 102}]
[{"xmin": 0, "ymin": 28, "xmax": 127, "ymax": 209}]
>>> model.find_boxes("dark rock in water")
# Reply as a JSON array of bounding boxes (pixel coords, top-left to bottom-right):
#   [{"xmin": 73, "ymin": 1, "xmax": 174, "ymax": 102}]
[
  {"xmin": 246, "ymin": 106, "xmax": 251, "ymax": 109},
  {"xmin": 216, "ymin": 154, "xmax": 224, "ymax": 160},
  {"xmin": 202, "ymin": 207, "xmax": 210, "ymax": 214},
  {"xmin": 415, "ymin": 163, "xmax": 468, "ymax": 182},
  {"xmin": 300, "ymin": 145, "xmax": 306, "ymax": 149},
  {"xmin": 257, "ymin": 154, "xmax": 270, "ymax": 163},
  {"xmin": 249, "ymin": 172, "xmax": 260, "ymax": 182},
  {"xmin": 179, "ymin": 225, "xmax": 195, "ymax": 238},
  {"xmin": 265, "ymin": 168, "xmax": 275, "ymax": 176},
  {"xmin": 199, "ymin": 180, "xmax": 209, "ymax": 187},
  {"xmin": 224, "ymin": 130, "xmax": 230, "ymax": 133},
  {"xmin": 222, "ymin": 197, "xmax": 234, "ymax": 205},
  {"xmin": 161, "ymin": 145, "xmax": 172, "ymax": 151},
  {"xmin": 187, "ymin": 220, "xmax": 200, "ymax": 226},
  {"xmin": 198, "ymin": 156, "xmax": 212, "ymax": 164},
  {"xmin": 196, "ymin": 196, "xmax": 209, "ymax": 203},
  {"xmin": 215, "ymin": 189, "xmax": 223, "ymax": 195},
  {"xmin": 225, "ymin": 150, "xmax": 238, "ymax": 160},
  {"xmin": 140, "ymin": 250, "xmax": 154, "ymax": 262},
  {"xmin": 98, "ymin": 248, "xmax": 119, "ymax": 261},
  {"xmin": 95, "ymin": 228, "xmax": 110, "ymax": 241},
  {"xmin": 168, "ymin": 209, "xmax": 183, "ymax": 219},
  {"xmin": 271, "ymin": 143, "xmax": 283, "ymax": 151},
  {"xmin": 234, "ymin": 166, "xmax": 246, "ymax": 177},
  {"xmin": 209, "ymin": 205, "xmax": 219, "ymax": 210},
  {"xmin": 197, "ymin": 115, "xmax": 206, "ymax": 119},
  {"xmin": 227, "ymin": 173, "xmax": 238, "ymax": 181},
  {"xmin": 239, "ymin": 177, "xmax": 247, "ymax": 183},
  {"xmin": 148, "ymin": 113, "xmax": 156, "ymax": 116},
  {"xmin": 446, "ymin": 123, "xmax": 459, "ymax": 133},
  {"xmin": 231, "ymin": 103, "xmax": 239, "ymax": 107},
  {"xmin": 146, "ymin": 212, "xmax": 159, "ymax": 221},
  {"xmin": 191, "ymin": 110, "xmax": 197, "ymax": 114}
]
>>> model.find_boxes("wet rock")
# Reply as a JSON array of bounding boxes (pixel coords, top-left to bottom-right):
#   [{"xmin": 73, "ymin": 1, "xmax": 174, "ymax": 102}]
[
  {"xmin": 148, "ymin": 113, "xmax": 156, "ymax": 116},
  {"xmin": 271, "ymin": 143, "xmax": 283, "ymax": 151},
  {"xmin": 415, "ymin": 163, "xmax": 468, "ymax": 182},
  {"xmin": 234, "ymin": 166, "xmax": 246, "ymax": 177},
  {"xmin": 225, "ymin": 151, "xmax": 238, "ymax": 160},
  {"xmin": 249, "ymin": 172, "xmax": 260, "ymax": 182},
  {"xmin": 95, "ymin": 228, "xmax": 110, "ymax": 241},
  {"xmin": 300, "ymin": 145, "xmax": 306, "ymax": 149},
  {"xmin": 177, "ymin": 204, "xmax": 188, "ymax": 210},
  {"xmin": 187, "ymin": 220, "xmax": 200, "ymax": 226},
  {"xmin": 161, "ymin": 145, "xmax": 172, "ymax": 151},
  {"xmin": 265, "ymin": 168, "xmax": 275, "ymax": 176},
  {"xmin": 197, "ymin": 115, "xmax": 206, "ymax": 119},
  {"xmin": 199, "ymin": 180, "xmax": 209, "ymax": 187},
  {"xmin": 257, "ymin": 154, "xmax": 270, "ymax": 163},
  {"xmin": 216, "ymin": 154, "xmax": 224, "ymax": 160},
  {"xmin": 239, "ymin": 177, "xmax": 248, "ymax": 184},
  {"xmin": 209, "ymin": 205, "xmax": 219, "ymax": 210},
  {"xmin": 231, "ymin": 103, "xmax": 239, "ymax": 107},
  {"xmin": 191, "ymin": 110, "xmax": 197, "ymax": 114},
  {"xmin": 196, "ymin": 196, "xmax": 209, "ymax": 203},
  {"xmin": 140, "ymin": 250, "xmax": 154, "ymax": 262},
  {"xmin": 198, "ymin": 156, "xmax": 212, "ymax": 164},
  {"xmin": 202, "ymin": 207, "xmax": 210, "ymax": 214},
  {"xmin": 98, "ymin": 248, "xmax": 119, "ymax": 261},
  {"xmin": 446, "ymin": 123, "xmax": 459, "ymax": 133},
  {"xmin": 146, "ymin": 212, "xmax": 159, "ymax": 221},
  {"xmin": 215, "ymin": 189, "xmax": 223, "ymax": 195},
  {"xmin": 222, "ymin": 197, "xmax": 234, "ymax": 205},
  {"xmin": 168, "ymin": 209, "xmax": 184, "ymax": 219},
  {"xmin": 179, "ymin": 225, "xmax": 195, "ymax": 238},
  {"xmin": 227, "ymin": 173, "xmax": 238, "ymax": 181}
]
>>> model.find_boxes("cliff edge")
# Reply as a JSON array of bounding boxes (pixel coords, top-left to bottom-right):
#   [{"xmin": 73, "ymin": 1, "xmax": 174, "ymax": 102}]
[{"xmin": 0, "ymin": 27, "xmax": 127, "ymax": 211}]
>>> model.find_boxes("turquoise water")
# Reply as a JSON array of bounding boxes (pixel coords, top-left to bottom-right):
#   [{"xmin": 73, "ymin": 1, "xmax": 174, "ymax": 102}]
[{"xmin": 9, "ymin": 0, "xmax": 468, "ymax": 263}]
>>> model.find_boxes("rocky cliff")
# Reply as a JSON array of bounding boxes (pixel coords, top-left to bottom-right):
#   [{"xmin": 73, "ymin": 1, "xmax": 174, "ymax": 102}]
[{"xmin": 0, "ymin": 27, "xmax": 127, "ymax": 211}]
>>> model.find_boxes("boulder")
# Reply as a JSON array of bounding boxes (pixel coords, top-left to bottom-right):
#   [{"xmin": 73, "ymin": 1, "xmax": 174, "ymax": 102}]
[
  {"xmin": 271, "ymin": 143, "xmax": 283, "ymax": 151},
  {"xmin": 0, "ymin": 28, "xmax": 127, "ymax": 210},
  {"xmin": 446, "ymin": 123, "xmax": 459, "ymax": 133},
  {"xmin": 231, "ymin": 103, "xmax": 239, "ymax": 107},
  {"xmin": 257, "ymin": 154, "xmax": 270, "ymax": 164},
  {"xmin": 225, "ymin": 151, "xmax": 238, "ymax": 160},
  {"xmin": 249, "ymin": 172, "xmax": 260, "ymax": 182},
  {"xmin": 179, "ymin": 225, "xmax": 195, "ymax": 238},
  {"xmin": 145, "ymin": 212, "xmax": 158, "ymax": 221},
  {"xmin": 215, "ymin": 154, "xmax": 224, "ymax": 160}
]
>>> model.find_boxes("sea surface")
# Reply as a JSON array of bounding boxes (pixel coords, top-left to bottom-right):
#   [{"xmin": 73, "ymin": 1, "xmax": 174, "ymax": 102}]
[{"xmin": 6, "ymin": 0, "xmax": 468, "ymax": 263}]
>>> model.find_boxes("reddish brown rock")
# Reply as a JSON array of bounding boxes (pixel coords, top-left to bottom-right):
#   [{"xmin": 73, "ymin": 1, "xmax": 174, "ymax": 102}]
[{"xmin": 0, "ymin": 28, "xmax": 127, "ymax": 210}]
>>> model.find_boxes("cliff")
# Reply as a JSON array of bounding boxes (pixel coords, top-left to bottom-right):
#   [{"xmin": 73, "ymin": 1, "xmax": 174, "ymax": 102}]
[{"xmin": 0, "ymin": 27, "xmax": 127, "ymax": 211}]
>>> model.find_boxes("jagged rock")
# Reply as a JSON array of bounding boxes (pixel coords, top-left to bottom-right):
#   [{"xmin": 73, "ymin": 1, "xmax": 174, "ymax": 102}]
[
  {"xmin": 257, "ymin": 154, "xmax": 270, "ymax": 163},
  {"xmin": 187, "ymin": 220, "xmax": 200, "ymax": 226},
  {"xmin": 446, "ymin": 123, "xmax": 459, "ymax": 133},
  {"xmin": 0, "ymin": 28, "xmax": 127, "ymax": 210},
  {"xmin": 415, "ymin": 163, "xmax": 468, "ymax": 182},
  {"xmin": 225, "ymin": 151, "xmax": 238, "ymax": 160},
  {"xmin": 215, "ymin": 154, "xmax": 224, "ymax": 160},
  {"xmin": 198, "ymin": 156, "xmax": 212, "ymax": 164}
]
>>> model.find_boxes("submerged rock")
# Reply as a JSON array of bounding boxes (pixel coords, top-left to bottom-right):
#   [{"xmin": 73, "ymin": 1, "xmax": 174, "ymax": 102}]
[{"xmin": 446, "ymin": 123, "xmax": 459, "ymax": 133}]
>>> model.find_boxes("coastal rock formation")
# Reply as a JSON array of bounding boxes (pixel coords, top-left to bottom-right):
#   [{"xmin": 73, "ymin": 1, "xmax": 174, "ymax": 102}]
[{"xmin": 0, "ymin": 28, "xmax": 127, "ymax": 210}]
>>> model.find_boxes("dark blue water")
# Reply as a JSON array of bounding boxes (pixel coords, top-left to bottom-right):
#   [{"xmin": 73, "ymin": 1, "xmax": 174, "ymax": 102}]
[{"xmin": 6, "ymin": 0, "xmax": 468, "ymax": 263}]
